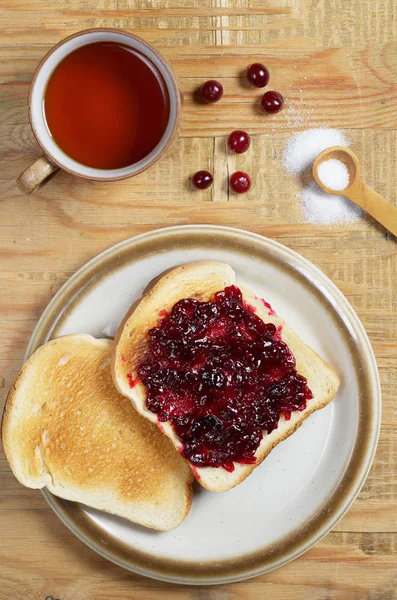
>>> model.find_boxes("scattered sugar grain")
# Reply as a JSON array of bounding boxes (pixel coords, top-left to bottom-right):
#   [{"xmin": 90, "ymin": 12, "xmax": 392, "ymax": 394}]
[
  {"xmin": 317, "ymin": 159, "xmax": 349, "ymax": 191},
  {"xmin": 285, "ymin": 97, "xmax": 313, "ymax": 129},
  {"xmin": 283, "ymin": 128, "xmax": 349, "ymax": 174},
  {"xmin": 300, "ymin": 182, "xmax": 362, "ymax": 225}
]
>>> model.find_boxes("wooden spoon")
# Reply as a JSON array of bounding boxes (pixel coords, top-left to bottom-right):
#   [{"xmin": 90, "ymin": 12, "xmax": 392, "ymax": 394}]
[{"xmin": 313, "ymin": 146, "xmax": 397, "ymax": 236}]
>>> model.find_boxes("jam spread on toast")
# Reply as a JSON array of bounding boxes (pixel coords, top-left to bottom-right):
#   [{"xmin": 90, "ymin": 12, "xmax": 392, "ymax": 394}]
[{"xmin": 137, "ymin": 286, "xmax": 313, "ymax": 472}]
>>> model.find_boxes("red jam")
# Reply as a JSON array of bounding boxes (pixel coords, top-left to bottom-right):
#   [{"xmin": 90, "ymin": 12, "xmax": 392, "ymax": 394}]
[{"xmin": 136, "ymin": 286, "xmax": 313, "ymax": 472}]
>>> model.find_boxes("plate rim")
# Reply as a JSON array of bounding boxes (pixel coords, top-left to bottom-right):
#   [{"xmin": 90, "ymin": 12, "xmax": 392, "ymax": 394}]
[{"xmin": 25, "ymin": 224, "xmax": 381, "ymax": 585}]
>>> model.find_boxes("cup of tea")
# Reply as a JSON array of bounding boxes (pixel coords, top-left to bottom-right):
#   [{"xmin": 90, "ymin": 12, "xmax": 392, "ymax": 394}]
[{"xmin": 17, "ymin": 28, "xmax": 181, "ymax": 194}]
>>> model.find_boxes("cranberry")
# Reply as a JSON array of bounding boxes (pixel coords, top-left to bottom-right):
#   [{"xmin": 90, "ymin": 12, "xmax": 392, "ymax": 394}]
[
  {"xmin": 261, "ymin": 90, "xmax": 284, "ymax": 114},
  {"xmin": 192, "ymin": 170, "xmax": 213, "ymax": 190},
  {"xmin": 201, "ymin": 80, "xmax": 223, "ymax": 103},
  {"xmin": 228, "ymin": 130, "xmax": 250, "ymax": 154},
  {"xmin": 230, "ymin": 171, "xmax": 251, "ymax": 194},
  {"xmin": 247, "ymin": 63, "xmax": 270, "ymax": 88},
  {"xmin": 137, "ymin": 286, "xmax": 312, "ymax": 471}
]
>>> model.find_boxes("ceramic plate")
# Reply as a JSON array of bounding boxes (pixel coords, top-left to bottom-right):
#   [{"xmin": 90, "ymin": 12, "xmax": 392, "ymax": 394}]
[{"xmin": 26, "ymin": 225, "xmax": 381, "ymax": 585}]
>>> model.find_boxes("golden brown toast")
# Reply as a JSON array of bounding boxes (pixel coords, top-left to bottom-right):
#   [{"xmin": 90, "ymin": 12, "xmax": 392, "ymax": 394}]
[{"xmin": 2, "ymin": 334, "xmax": 193, "ymax": 530}]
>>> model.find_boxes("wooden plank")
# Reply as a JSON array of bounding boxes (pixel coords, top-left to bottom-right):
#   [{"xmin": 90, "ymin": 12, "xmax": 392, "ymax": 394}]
[
  {"xmin": 2, "ymin": 45, "xmax": 397, "ymax": 136},
  {"xmin": 0, "ymin": 511, "xmax": 396, "ymax": 599}
]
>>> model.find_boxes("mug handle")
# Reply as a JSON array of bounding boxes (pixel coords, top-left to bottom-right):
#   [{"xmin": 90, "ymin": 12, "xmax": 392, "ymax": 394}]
[{"xmin": 17, "ymin": 155, "xmax": 59, "ymax": 194}]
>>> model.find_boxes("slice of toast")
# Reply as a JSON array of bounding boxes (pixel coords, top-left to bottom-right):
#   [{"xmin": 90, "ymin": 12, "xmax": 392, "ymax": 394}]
[
  {"xmin": 2, "ymin": 334, "xmax": 193, "ymax": 530},
  {"xmin": 112, "ymin": 262, "xmax": 340, "ymax": 493}
]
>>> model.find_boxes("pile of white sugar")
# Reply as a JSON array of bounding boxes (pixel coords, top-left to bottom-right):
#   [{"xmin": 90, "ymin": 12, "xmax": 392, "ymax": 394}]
[
  {"xmin": 300, "ymin": 183, "xmax": 362, "ymax": 225},
  {"xmin": 283, "ymin": 129, "xmax": 362, "ymax": 225},
  {"xmin": 317, "ymin": 159, "xmax": 350, "ymax": 191}
]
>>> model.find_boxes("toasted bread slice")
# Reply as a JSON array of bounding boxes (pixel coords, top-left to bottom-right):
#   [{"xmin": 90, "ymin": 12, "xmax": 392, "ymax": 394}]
[
  {"xmin": 2, "ymin": 334, "xmax": 193, "ymax": 530},
  {"xmin": 112, "ymin": 262, "xmax": 340, "ymax": 493}
]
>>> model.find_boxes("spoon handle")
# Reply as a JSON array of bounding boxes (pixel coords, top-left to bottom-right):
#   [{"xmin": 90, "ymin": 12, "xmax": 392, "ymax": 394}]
[{"xmin": 347, "ymin": 181, "xmax": 397, "ymax": 237}]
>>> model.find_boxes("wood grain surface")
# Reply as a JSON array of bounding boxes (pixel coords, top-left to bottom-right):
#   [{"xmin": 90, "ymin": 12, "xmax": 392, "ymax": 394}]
[{"xmin": 1, "ymin": 1, "xmax": 396, "ymax": 599}]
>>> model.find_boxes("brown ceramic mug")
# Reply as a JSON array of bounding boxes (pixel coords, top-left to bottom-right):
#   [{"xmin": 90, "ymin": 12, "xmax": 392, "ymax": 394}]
[{"xmin": 17, "ymin": 28, "xmax": 181, "ymax": 194}]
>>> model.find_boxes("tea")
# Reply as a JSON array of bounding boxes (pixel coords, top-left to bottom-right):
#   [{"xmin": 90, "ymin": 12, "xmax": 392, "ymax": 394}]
[{"xmin": 44, "ymin": 42, "xmax": 170, "ymax": 169}]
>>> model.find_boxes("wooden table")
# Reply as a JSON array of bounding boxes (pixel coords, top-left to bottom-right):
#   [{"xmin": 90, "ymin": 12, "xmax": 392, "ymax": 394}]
[{"xmin": 1, "ymin": 1, "xmax": 396, "ymax": 598}]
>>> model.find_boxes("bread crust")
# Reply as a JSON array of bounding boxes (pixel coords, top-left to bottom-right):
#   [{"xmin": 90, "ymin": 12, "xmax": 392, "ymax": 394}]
[{"xmin": 112, "ymin": 262, "xmax": 340, "ymax": 492}]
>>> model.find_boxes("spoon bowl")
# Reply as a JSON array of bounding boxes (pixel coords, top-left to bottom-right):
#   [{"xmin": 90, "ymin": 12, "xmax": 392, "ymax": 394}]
[
  {"xmin": 312, "ymin": 145, "xmax": 397, "ymax": 237},
  {"xmin": 313, "ymin": 146, "xmax": 360, "ymax": 195}
]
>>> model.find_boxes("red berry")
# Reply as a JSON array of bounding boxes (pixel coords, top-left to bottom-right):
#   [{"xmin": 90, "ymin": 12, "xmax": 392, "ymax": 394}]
[
  {"xmin": 201, "ymin": 80, "xmax": 223, "ymax": 103},
  {"xmin": 192, "ymin": 170, "xmax": 213, "ymax": 190},
  {"xmin": 230, "ymin": 172, "xmax": 251, "ymax": 194},
  {"xmin": 228, "ymin": 130, "xmax": 250, "ymax": 154},
  {"xmin": 247, "ymin": 63, "xmax": 270, "ymax": 88},
  {"xmin": 261, "ymin": 90, "xmax": 284, "ymax": 114}
]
